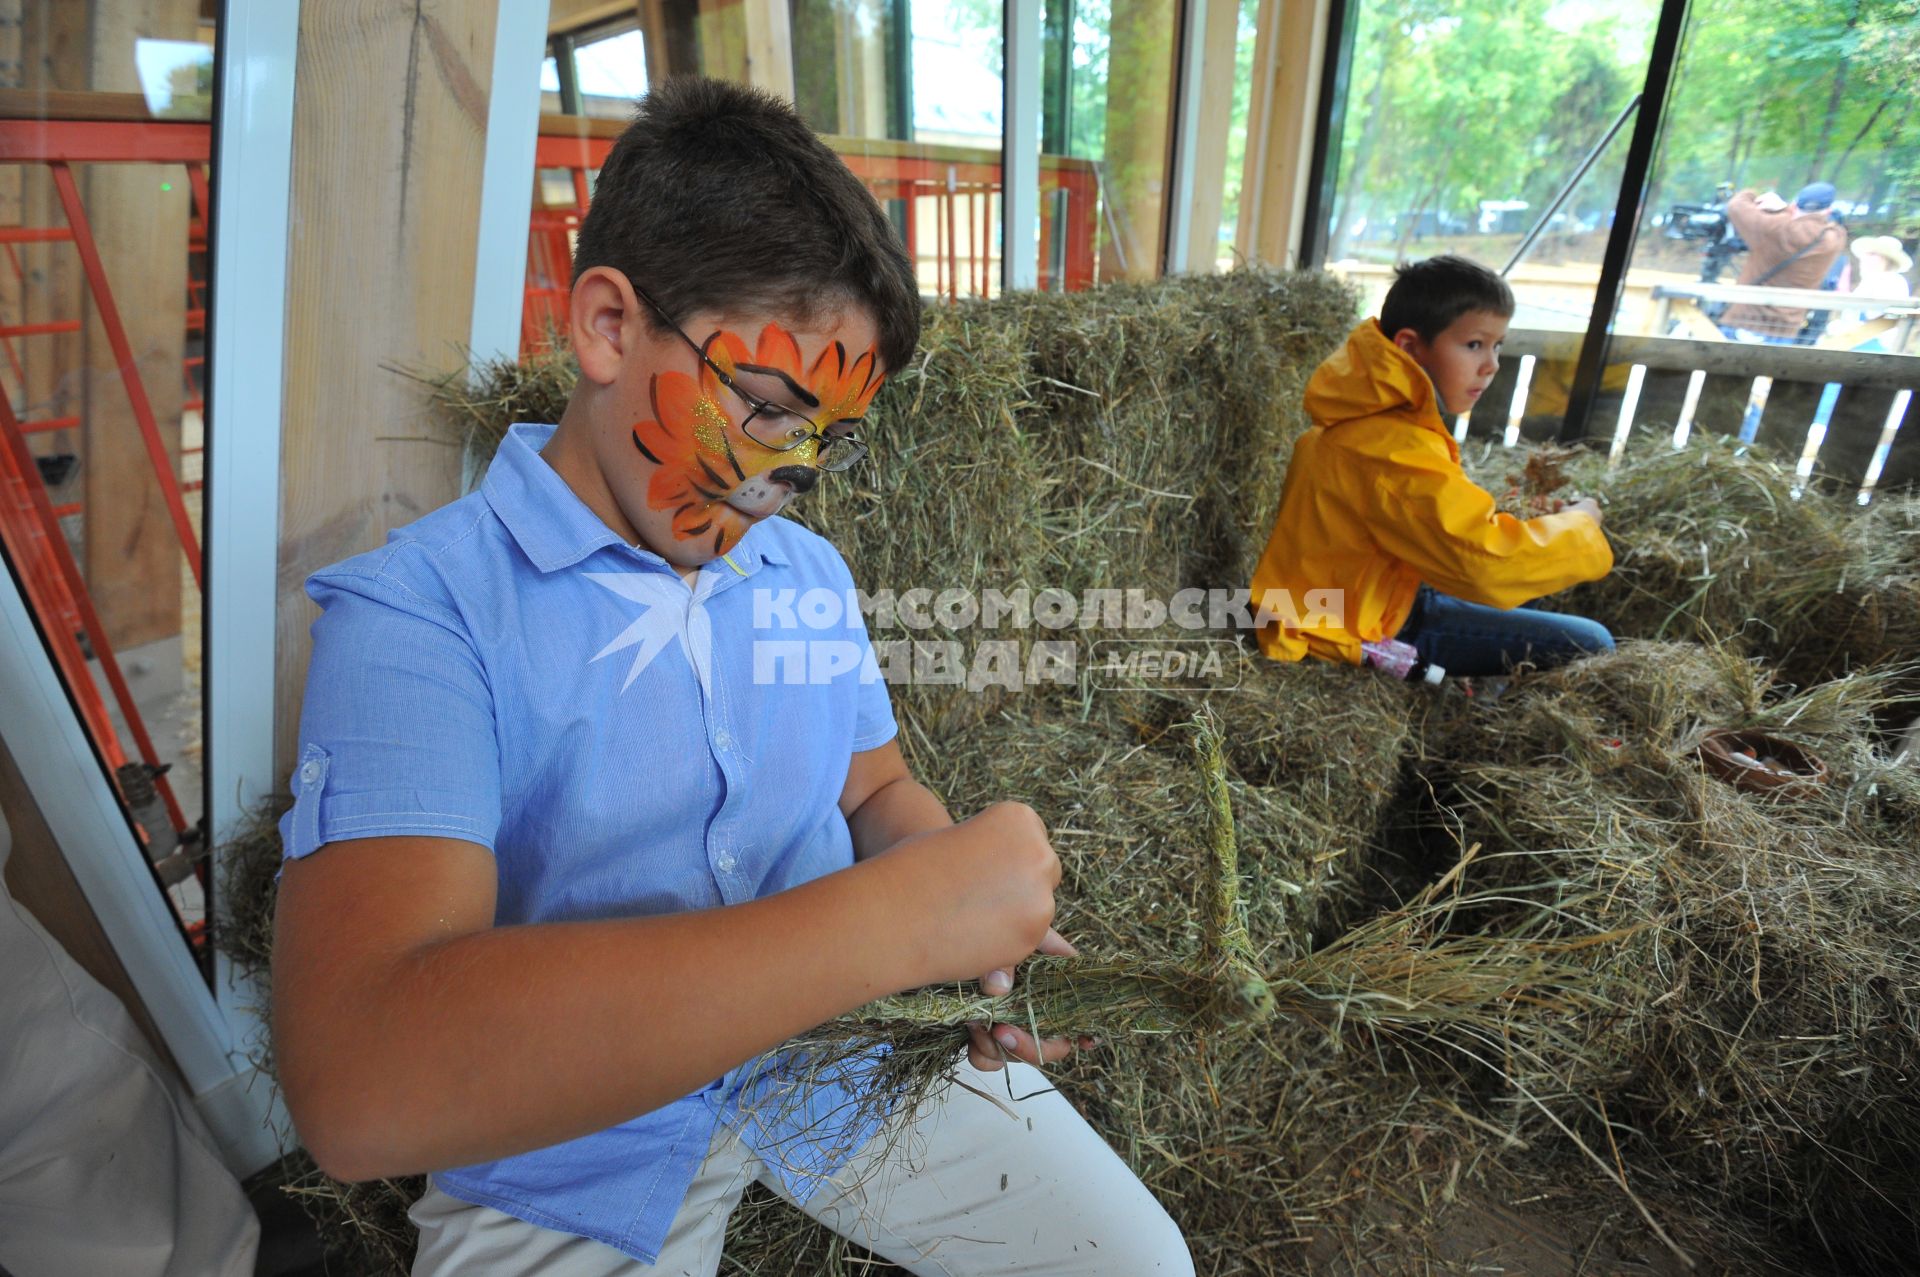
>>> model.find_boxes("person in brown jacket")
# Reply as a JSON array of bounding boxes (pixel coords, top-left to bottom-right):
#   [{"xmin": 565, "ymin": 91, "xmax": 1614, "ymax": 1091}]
[{"xmin": 1718, "ymin": 181, "xmax": 1848, "ymax": 343}]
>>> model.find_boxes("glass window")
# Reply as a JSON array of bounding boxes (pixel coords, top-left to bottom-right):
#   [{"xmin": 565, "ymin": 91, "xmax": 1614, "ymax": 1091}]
[
  {"xmin": 0, "ymin": 5, "xmax": 219, "ymax": 976},
  {"xmin": 574, "ymin": 28, "xmax": 650, "ymax": 117},
  {"xmin": 1585, "ymin": 0, "xmax": 1920, "ymax": 499},
  {"xmin": 1212, "ymin": 0, "xmax": 1263, "ymax": 271},
  {"xmin": 1043, "ymin": 0, "xmax": 1180, "ymax": 281},
  {"xmin": 1319, "ymin": 1, "xmax": 1661, "ymax": 331},
  {"xmin": 789, "ymin": 0, "xmax": 1011, "ymax": 299}
]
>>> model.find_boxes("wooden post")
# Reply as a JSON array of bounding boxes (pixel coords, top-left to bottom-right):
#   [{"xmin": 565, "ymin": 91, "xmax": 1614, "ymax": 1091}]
[
  {"xmin": 831, "ymin": 0, "xmax": 891, "ymax": 136},
  {"xmin": 82, "ymin": 0, "xmax": 197, "ymax": 652},
  {"xmin": 547, "ymin": 0, "xmax": 643, "ymax": 31},
  {"xmin": 1237, "ymin": 0, "xmax": 1329, "ymax": 267},
  {"xmin": 742, "ymin": 0, "xmax": 795, "ymax": 101},
  {"xmin": 274, "ymin": 2, "xmax": 499, "ymax": 774},
  {"xmin": 1182, "ymin": 0, "xmax": 1242, "ymax": 272},
  {"xmin": 638, "ymin": 0, "xmax": 698, "ymax": 82},
  {"xmin": 1098, "ymin": 0, "xmax": 1178, "ymax": 281},
  {"xmin": 692, "ymin": 0, "xmax": 793, "ymax": 100}
]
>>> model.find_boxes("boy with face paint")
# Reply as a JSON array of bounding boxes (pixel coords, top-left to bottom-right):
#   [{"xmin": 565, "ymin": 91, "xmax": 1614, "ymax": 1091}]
[
  {"xmin": 271, "ymin": 79, "xmax": 1191, "ymax": 1275},
  {"xmin": 1249, "ymin": 255, "xmax": 1615, "ymax": 675}
]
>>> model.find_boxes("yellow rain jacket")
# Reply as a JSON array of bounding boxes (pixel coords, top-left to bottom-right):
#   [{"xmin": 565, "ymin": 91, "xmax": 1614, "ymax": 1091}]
[{"xmin": 1249, "ymin": 318, "xmax": 1613, "ymax": 664}]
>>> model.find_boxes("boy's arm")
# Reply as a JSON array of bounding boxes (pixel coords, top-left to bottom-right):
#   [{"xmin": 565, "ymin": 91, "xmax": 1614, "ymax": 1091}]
[
  {"xmin": 1358, "ymin": 442, "xmax": 1612, "ymax": 609},
  {"xmin": 841, "ymin": 739, "xmax": 953, "ymax": 859},
  {"xmin": 272, "ymin": 805, "xmax": 1058, "ymax": 1183},
  {"xmin": 840, "ymin": 741, "xmax": 1087, "ymax": 1069}
]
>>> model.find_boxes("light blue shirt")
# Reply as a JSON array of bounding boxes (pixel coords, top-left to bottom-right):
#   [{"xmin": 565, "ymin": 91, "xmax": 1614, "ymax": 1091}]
[{"xmin": 280, "ymin": 423, "xmax": 897, "ymax": 1262}]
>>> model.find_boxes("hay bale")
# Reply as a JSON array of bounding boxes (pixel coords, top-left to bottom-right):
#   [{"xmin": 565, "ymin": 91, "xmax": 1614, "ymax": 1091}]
[
  {"xmin": 1417, "ymin": 642, "xmax": 1920, "ymax": 1270},
  {"xmin": 432, "ymin": 270, "xmax": 1360, "ymax": 736},
  {"xmin": 1476, "ymin": 433, "xmax": 1920, "ymax": 691}
]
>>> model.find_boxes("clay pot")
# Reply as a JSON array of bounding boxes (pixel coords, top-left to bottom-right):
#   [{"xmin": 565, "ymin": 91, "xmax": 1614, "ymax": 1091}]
[{"xmin": 1698, "ymin": 729, "xmax": 1829, "ymax": 800}]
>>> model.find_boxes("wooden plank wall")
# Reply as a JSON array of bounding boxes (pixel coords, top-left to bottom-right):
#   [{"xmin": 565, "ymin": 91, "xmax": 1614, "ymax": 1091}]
[{"xmin": 273, "ymin": 2, "xmax": 500, "ymax": 775}]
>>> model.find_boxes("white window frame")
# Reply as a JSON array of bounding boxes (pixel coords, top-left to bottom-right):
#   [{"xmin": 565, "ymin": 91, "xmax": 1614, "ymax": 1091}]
[{"xmin": 3, "ymin": 0, "xmax": 550, "ymax": 1177}]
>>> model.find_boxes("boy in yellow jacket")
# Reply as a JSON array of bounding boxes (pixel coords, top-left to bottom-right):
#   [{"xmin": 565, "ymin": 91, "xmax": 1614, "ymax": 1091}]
[{"xmin": 1250, "ymin": 255, "xmax": 1614, "ymax": 675}]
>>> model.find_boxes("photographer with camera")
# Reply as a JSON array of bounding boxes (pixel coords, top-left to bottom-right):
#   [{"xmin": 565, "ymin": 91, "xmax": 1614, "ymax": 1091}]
[{"xmin": 1717, "ymin": 181, "xmax": 1849, "ymax": 345}]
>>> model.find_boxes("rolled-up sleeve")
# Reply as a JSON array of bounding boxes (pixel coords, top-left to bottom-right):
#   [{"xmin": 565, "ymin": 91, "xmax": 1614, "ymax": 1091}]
[{"xmin": 278, "ymin": 567, "xmax": 502, "ymax": 862}]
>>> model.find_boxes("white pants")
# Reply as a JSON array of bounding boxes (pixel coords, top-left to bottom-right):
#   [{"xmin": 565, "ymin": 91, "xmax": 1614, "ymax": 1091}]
[
  {"xmin": 0, "ymin": 811, "xmax": 259, "ymax": 1277},
  {"xmin": 410, "ymin": 1061, "xmax": 1192, "ymax": 1276}
]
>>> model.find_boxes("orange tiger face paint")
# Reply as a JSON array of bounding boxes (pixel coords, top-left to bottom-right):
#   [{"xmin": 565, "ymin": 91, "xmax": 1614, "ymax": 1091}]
[{"xmin": 628, "ymin": 321, "xmax": 884, "ymax": 558}]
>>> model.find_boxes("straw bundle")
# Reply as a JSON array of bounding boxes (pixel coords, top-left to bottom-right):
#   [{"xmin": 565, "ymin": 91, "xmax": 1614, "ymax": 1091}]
[
  {"xmin": 1417, "ymin": 642, "xmax": 1920, "ymax": 1270},
  {"xmin": 1471, "ymin": 432, "xmax": 1920, "ymax": 690}
]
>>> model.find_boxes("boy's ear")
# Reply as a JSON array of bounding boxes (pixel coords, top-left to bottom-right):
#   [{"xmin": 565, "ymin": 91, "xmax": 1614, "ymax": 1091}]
[
  {"xmin": 1389, "ymin": 326, "xmax": 1425, "ymax": 358},
  {"xmin": 570, "ymin": 266, "xmax": 639, "ymax": 387}
]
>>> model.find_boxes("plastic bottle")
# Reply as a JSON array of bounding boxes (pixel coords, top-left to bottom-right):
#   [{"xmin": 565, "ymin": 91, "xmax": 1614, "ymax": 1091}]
[{"xmin": 1361, "ymin": 637, "xmax": 1445, "ymax": 685}]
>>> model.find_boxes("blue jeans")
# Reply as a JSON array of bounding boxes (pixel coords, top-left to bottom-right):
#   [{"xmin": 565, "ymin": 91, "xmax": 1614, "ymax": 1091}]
[{"xmin": 1395, "ymin": 586, "xmax": 1614, "ymax": 677}]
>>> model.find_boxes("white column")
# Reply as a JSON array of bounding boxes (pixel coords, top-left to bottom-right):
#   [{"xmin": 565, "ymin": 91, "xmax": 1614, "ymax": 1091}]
[
  {"xmin": 203, "ymin": 0, "xmax": 306, "ymax": 1176},
  {"xmin": 1002, "ymin": 0, "xmax": 1041, "ymax": 291},
  {"xmin": 469, "ymin": 0, "xmax": 554, "ymax": 364}
]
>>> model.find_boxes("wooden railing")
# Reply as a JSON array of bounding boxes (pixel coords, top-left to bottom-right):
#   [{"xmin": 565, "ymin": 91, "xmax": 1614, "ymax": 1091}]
[
  {"xmin": 1461, "ymin": 328, "xmax": 1920, "ymax": 503},
  {"xmin": 1650, "ymin": 281, "xmax": 1919, "ymax": 353}
]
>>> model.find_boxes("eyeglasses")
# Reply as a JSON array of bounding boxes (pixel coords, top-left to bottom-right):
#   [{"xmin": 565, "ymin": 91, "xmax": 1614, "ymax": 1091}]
[{"xmin": 631, "ymin": 281, "xmax": 869, "ymax": 473}]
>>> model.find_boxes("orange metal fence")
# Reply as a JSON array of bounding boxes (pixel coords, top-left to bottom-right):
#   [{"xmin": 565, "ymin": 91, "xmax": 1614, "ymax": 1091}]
[{"xmin": 525, "ymin": 118, "xmax": 1103, "ymax": 352}]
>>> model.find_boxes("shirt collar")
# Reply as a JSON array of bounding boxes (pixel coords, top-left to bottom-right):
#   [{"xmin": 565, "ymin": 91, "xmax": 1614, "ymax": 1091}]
[{"xmin": 483, "ymin": 423, "xmax": 790, "ymax": 576}]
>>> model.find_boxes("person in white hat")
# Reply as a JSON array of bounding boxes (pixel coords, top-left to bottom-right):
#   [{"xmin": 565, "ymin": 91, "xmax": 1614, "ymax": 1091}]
[
  {"xmin": 1808, "ymin": 235, "xmax": 1914, "ymax": 434},
  {"xmin": 1846, "ymin": 235, "xmax": 1913, "ymax": 324}
]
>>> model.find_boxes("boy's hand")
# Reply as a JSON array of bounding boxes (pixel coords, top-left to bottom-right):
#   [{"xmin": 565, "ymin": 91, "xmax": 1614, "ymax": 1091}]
[
  {"xmin": 1566, "ymin": 497, "xmax": 1603, "ymax": 526},
  {"xmin": 969, "ymin": 928, "xmax": 1097, "ymax": 1072},
  {"xmin": 900, "ymin": 800, "xmax": 1061, "ymax": 986}
]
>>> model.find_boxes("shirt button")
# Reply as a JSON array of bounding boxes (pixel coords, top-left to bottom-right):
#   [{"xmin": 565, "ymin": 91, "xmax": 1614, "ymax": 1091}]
[
  {"xmin": 713, "ymin": 729, "xmax": 732, "ymax": 750},
  {"xmin": 299, "ymin": 761, "xmax": 321, "ymax": 784},
  {"xmin": 716, "ymin": 852, "xmax": 736, "ymax": 873}
]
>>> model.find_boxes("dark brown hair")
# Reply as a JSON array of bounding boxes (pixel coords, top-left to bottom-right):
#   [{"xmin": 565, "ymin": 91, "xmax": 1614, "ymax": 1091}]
[
  {"xmin": 1379, "ymin": 254, "xmax": 1515, "ymax": 343},
  {"xmin": 572, "ymin": 77, "xmax": 922, "ymax": 371}
]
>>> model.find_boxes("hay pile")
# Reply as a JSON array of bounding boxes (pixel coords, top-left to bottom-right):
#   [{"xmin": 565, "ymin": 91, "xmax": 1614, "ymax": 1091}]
[
  {"xmin": 1466, "ymin": 430, "xmax": 1920, "ymax": 691},
  {"xmin": 439, "ymin": 270, "xmax": 1359, "ymax": 736},
  {"xmin": 1415, "ymin": 642, "xmax": 1920, "ymax": 1271},
  {"xmin": 237, "ymin": 268, "xmax": 1920, "ymax": 1274}
]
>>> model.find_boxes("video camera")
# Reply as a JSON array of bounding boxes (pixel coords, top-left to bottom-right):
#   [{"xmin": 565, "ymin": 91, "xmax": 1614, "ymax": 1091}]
[{"xmin": 1663, "ymin": 181, "xmax": 1746, "ymax": 282}]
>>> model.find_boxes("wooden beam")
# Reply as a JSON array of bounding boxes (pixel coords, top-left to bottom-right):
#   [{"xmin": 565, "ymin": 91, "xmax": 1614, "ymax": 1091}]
[
  {"xmin": 275, "ymin": 2, "xmax": 499, "ymax": 775},
  {"xmin": 0, "ymin": 88, "xmax": 167, "ymax": 121},
  {"xmin": 548, "ymin": 0, "xmax": 641, "ymax": 35},
  {"xmin": 1237, "ymin": 0, "xmax": 1329, "ymax": 266},
  {"xmin": 1183, "ymin": 0, "xmax": 1242, "ymax": 272},
  {"xmin": 1501, "ymin": 328, "xmax": 1920, "ymax": 392}
]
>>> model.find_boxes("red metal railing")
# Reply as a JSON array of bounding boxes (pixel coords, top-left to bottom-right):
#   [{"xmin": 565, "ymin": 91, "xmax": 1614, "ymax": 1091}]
[
  {"xmin": 0, "ymin": 117, "xmax": 206, "ymax": 849},
  {"xmin": 525, "ymin": 120, "xmax": 1102, "ymax": 352}
]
